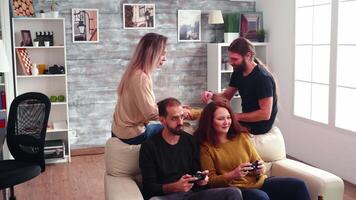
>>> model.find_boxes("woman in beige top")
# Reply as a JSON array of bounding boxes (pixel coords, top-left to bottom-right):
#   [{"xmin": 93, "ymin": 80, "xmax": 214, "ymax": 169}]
[{"xmin": 111, "ymin": 33, "xmax": 167, "ymax": 145}]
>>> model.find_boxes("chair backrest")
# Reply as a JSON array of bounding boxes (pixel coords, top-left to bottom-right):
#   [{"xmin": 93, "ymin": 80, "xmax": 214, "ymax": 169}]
[{"xmin": 6, "ymin": 92, "xmax": 51, "ymax": 172}]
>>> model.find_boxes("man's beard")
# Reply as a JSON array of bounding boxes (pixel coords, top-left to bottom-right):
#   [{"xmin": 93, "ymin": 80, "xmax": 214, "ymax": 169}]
[
  {"xmin": 167, "ymin": 124, "xmax": 184, "ymax": 136},
  {"xmin": 232, "ymin": 59, "xmax": 247, "ymax": 72}
]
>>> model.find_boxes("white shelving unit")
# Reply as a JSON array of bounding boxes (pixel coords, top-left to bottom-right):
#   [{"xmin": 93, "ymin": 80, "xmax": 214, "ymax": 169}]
[
  {"xmin": 12, "ymin": 18, "xmax": 70, "ymax": 163},
  {"xmin": 207, "ymin": 42, "xmax": 268, "ymax": 112}
]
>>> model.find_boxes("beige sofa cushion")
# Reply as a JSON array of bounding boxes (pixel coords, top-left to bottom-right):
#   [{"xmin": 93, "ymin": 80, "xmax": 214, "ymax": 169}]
[
  {"xmin": 105, "ymin": 137, "xmax": 141, "ymax": 177},
  {"xmin": 272, "ymin": 159, "xmax": 344, "ymax": 200},
  {"xmin": 249, "ymin": 126, "xmax": 286, "ymax": 162}
]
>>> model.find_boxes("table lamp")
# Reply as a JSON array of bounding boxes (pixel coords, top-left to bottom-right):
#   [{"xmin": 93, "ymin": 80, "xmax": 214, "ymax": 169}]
[
  {"xmin": 208, "ymin": 10, "xmax": 224, "ymax": 43},
  {"xmin": 0, "ymin": 40, "xmax": 10, "ymax": 72}
]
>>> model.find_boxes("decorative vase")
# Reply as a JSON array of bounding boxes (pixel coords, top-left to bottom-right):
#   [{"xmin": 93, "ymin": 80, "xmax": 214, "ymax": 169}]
[
  {"xmin": 31, "ymin": 64, "xmax": 39, "ymax": 76},
  {"xmin": 51, "ymin": 11, "xmax": 59, "ymax": 18},
  {"xmin": 224, "ymin": 32, "xmax": 240, "ymax": 44}
]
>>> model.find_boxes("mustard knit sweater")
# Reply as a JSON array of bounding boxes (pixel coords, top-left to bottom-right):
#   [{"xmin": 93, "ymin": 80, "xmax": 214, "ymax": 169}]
[{"xmin": 200, "ymin": 133, "xmax": 267, "ymax": 189}]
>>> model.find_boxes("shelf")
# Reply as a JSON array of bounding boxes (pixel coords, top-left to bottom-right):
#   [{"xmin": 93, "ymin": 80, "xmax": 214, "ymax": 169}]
[
  {"xmin": 211, "ymin": 42, "xmax": 268, "ymax": 47},
  {"xmin": 17, "ymin": 74, "xmax": 66, "ymax": 78},
  {"xmin": 15, "ymin": 46, "xmax": 65, "ymax": 49},
  {"xmin": 47, "ymin": 129, "xmax": 68, "ymax": 133},
  {"xmin": 13, "ymin": 17, "xmax": 65, "ymax": 21},
  {"xmin": 0, "ymin": 109, "xmax": 6, "ymax": 112},
  {"xmin": 221, "ymin": 70, "xmax": 233, "ymax": 73},
  {"xmin": 45, "ymin": 156, "xmax": 70, "ymax": 164},
  {"xmin": 233, "ymin": 95, "xmax": 241, "ymax": 99},
  {"xmin": 0, "ymin": 83, "xmax": 5, "ymax": 86},
  {"xmin": 51, "ymin": 102, "xmax": 67, "ymax": 105}
]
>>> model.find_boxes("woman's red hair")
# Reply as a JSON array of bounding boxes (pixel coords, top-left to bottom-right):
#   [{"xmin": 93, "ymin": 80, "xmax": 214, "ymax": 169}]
[{"xmin": 194, "ymin": 101, "xmax": 243, "ymax": 147}]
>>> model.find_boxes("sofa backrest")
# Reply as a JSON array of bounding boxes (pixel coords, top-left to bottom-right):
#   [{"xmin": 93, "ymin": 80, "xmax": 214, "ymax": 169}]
[
  {"xmin": 249, "ymin": 126, "xmax": 286, "ymax": 162},
  {"xmin": 105, "ymin": 137, "xmax": 141, "ymax": 177},
  {"xmin": 105, "ymin": 126, "xmax": 286, "ymax": 178}
]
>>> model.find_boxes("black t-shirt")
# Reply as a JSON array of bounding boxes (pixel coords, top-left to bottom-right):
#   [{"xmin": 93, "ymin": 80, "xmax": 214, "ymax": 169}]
[
  {"xmin": 139, "ymin": 132, "xmax": 200, "ymax": 199},
  {"xmin": 229, "ymin": 64, "xmax": 278, "ymax": 134}
]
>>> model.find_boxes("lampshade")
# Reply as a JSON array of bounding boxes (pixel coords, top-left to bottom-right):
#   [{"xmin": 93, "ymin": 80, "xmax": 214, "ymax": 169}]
[
  {"xmin": 0, "ymin": 40, "xmax": 10, "ymax": 72},
  {"xmin": 208, "ymin": 10, "xmax": 224, "ymax": 25}
]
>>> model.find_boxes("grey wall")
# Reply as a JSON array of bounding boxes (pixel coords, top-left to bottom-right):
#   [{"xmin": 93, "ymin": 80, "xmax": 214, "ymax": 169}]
[{"xmin": 32, "ymin": 0, "xmax": 255, "ymax": 148}]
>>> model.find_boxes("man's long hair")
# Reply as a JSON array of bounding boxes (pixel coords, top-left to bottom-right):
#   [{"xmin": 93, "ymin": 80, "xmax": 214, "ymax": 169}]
[{"xmin": 228, "ymin": 37, "xmax": 266, "ymax": 69}]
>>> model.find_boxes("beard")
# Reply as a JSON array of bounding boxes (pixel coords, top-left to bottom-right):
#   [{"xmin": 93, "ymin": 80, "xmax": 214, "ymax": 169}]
[
  {"xmin": 232, "ymin": 59, "xmax": 247, "ymax": 72},
  {"xmin": 167, "ymin": 124, "xmax": 184, "ymax": 136}
]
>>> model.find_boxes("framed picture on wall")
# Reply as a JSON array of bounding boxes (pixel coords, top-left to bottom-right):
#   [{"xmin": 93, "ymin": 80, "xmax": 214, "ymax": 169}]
[
  {"xmin": 72, "ymin": 9, "xmax": 99, "ymax": 43},
  {"xmin": 177, "ymin": 10, "xmax": 201, "ymax": 42},
  {"xmin": 123, "ymin": 4, "xmax": 155, "ymax": 29},
  {"xmin": 11, "ymin": 0, "xmax": 35, "ymax": 17},
  {"xmin": 240, "ymin": 12, "xmax": 263, "ymax": 42}
]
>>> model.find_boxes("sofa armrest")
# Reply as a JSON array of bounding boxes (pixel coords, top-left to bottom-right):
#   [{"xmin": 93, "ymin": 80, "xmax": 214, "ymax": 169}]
[
  {"xmin": 271, "ymin": 159, "xmax": 344, "ymax": 200},
  {"xmin": 105, "ymin": 174, "xmax": 144, "ymax": 200}
]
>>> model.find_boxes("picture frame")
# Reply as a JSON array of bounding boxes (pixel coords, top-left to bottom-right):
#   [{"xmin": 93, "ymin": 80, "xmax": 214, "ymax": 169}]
[
  {"xmin": 240, "ymin": 12, "xmax": 263, "ymax": 42},
  {"xmin": 72, "ymin": 9, "xmax": 99, "ymax": 43},
  {"xmin": 123, "ymin": 4, "xmax": 155, "ymax": 29},
  {"xmin": 11, "ymin": 0, "xmax": 35, "ymax": 17},
  {"xmin": 178, "ymin": 10, "xmax": 201, "ymax": 42},
  {"xmin": 20, "ymin": 30, "xmax": 33, "ymax": 46}
]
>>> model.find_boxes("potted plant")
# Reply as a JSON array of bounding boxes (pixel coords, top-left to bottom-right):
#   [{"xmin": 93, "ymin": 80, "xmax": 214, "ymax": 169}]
[
  {"xmin": 39, "ymin": 10, "xmax": 45, "ymax": 18},
  {"xmin": 50, "ymin": 0, "xmax": 59, "ymax": 18},
  {"xmin": 223, "ymin": 13, "xmax": 240, "ymax": 44},
  {"xmin": 256, "ymin": 29, "xmax": 266, "ymax": 42}
]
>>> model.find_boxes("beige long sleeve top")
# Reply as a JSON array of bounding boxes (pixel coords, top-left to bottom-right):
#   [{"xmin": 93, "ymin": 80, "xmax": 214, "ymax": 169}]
[{"xmin": 111, "ymin": 70, "xmax": 159, "ymax": 139}]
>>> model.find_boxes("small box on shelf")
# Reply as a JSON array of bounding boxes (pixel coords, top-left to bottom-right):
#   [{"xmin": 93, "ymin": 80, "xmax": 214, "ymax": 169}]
[{"xmin": 44, "ymin": 139, "xmax": 65, "ymax": 160}]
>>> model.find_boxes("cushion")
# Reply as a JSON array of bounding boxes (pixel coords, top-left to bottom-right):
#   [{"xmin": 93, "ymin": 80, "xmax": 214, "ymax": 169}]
[
  {"xmin": 105, "ymin": 137, "xmax": 141, "ymax": 177},
  {"xmin": 249, "ymin": 126, "xmax": 286, "ymax": 162}
]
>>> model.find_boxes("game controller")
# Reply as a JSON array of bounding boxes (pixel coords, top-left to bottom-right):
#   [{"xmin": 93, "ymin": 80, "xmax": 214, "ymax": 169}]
[
  {"xmin": 189, "ymin": 171, "xmax": 206, "ymax": 183},
  {"xmin": 249, "ymin": 160, "xmax": 260, "ymax": 171}
]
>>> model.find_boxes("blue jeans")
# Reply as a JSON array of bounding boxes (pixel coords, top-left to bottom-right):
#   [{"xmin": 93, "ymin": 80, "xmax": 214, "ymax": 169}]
[
  {"xmin": 117, "ymin": 123, "xmax": 164, "ymax": 145},
  {"xmin": 241, "ymin": 177, "xmax": 311, "ymax": 200},
  {"xmin": 149, "ymin": 187, "xmax": 242, "ymax": 200}
]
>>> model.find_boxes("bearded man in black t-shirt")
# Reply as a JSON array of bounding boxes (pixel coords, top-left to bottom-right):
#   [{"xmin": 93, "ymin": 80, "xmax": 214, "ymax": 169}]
[{"xmin": 201, "ymin": 37, "xmax": 278, "ymax": 135}]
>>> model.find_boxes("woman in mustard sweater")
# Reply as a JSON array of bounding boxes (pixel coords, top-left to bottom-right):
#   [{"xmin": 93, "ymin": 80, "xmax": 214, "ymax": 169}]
[{"xmin": 195, "ymin": 101, "xmax": 310, "ymax": 200}]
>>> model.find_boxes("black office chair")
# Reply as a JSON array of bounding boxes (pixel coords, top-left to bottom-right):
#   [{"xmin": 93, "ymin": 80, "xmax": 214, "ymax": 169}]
[{"xmin": 0, "ymin": 92, "xmax": 51, "ymax": 200}]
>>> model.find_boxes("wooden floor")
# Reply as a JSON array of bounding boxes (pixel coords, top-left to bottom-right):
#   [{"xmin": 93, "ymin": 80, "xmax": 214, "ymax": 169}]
[
  {"xmin": 7, "ymin": 151, "xmax": 356, "ymax": 200},
  {"xmin": 13, "ymin": 153, "xmax": 105, "ymax": 200}
]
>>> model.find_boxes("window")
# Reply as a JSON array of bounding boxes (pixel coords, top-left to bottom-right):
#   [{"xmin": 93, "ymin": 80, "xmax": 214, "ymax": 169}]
[
  {"xmin": 294, "ymin": 0, "xmax": 331, "ymax": 124},
  {"xmin": 335, "ymin": 0, "xmax": 356, "ymax": 132},
  {"xmin": 294, "ymin": 0, "xmax": 356, "ymax": 132}
]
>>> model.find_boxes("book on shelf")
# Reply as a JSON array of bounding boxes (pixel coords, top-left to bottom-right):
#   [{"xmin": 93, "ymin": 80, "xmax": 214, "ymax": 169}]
[
  {"xmin": 15, "ymin": 48, "xmax": 32, "ymax": 75},
  {"xmin": 0, "ymin": 119, "xmax": 5, "ymax": 128},
  {"xmin": 1, "ymin": 91, "xmax": 5, "ymax": 110}
]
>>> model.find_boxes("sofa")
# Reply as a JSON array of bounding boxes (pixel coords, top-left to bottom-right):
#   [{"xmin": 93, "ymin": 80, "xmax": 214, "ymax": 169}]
[{"xmin": 104, "ymin": 127, "xmax": 344, "ymax": 200}]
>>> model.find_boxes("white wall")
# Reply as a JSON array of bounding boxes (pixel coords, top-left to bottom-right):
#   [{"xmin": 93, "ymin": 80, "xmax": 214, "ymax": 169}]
[{"xmin": 256, "ymin": 0, "xmax": 356, "ymax": 185}]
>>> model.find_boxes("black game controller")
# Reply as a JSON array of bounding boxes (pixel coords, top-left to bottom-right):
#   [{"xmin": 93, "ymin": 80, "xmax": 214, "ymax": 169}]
[
  {"xmin": 189, "ymin": 171, "xmax": 206, "ymax": 183},
  {"xmin": 249, "ymin": 160, "xmax": 260, "ymax": 171}
]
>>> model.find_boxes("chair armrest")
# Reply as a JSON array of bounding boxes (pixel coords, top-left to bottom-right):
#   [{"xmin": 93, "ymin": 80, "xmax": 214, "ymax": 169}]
[
  {"xmin": 104, "ymin": 174, "xmax": 144, "ymax": 200},
  {"xmin": 271, "ymin": 159, "xmax": 344, "ymax": 200}
]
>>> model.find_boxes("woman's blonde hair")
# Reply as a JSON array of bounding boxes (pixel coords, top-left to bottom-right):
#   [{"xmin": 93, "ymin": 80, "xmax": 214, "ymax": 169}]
[{"xmin": 118, "ymin": 33, "xmax": 167, "ymax": 95}]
